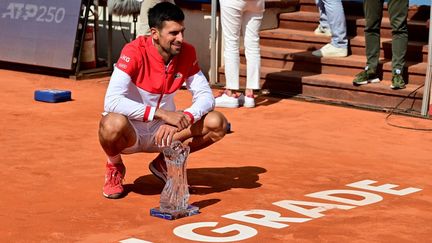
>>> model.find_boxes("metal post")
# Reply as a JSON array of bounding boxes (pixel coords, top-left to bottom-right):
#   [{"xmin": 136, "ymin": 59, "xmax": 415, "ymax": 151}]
[
  {"xmin": 107, "ymin": 12, "xmax": 113, "ymax": 68},
  {"xmin": 209, "ymin": 0, "xmax": 218, "ymax": 84},
  {"xmin": 420, "ymin": 5, "xmax": 432, "ymax": 116},
  {"xmin": 74, "ymin": 0, "xmax": 91, "ymax": 76}
]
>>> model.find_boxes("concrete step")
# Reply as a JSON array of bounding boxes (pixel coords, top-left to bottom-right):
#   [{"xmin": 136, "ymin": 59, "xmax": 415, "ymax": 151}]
[
  {"xmin": 218, "ymin": 65, "xmax": 424, "ymax": 111},
  {"xmin": 259, "ymin": 28, "xmax": 429, "ymax": 62},
  {"xmin": 239, "ymin": 46, "xmax": 427, "ymax": 84}
]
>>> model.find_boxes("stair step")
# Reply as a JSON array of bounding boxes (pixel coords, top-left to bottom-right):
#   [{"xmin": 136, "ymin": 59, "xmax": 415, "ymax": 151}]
[
  {"xmin": 354, "ymin": 18, "xmax": 428, "ymax": 42},
  {"xmin": 279, "ymin": 11, "xmax": 361, "ymax": 27},
  {"xmin": 264, "ymin": 71, "xmax": 423, "ymax": 111},
  {"xmin": 257, "ymin": 46, "xmax": 427, "ymax": 73},
  {"xmin": 278, "ymin": 11, "xmax": 429, "ymax": 42},
  {"xmin": 298, "ymin": 0, "xmax": 430, "ymax": 20},
  {"xmin": 239, "ymin": 46, "xmax": 427, "ymax": 84},
  {"xmin": 260, "ymin": 28, "xmax": 429, "ymax": 62},
  {"xmin": 349, "ymin": 35, "xmax": 428, "ymax": 62},
  {"xmin": 260, "ymin": 28, "xmax": 330, "ymax": 49},
  {"xmin": 219, "ymin": 64, "xmax": 423, "ymax": 91},
  {"xmin": 264, "ymin": 0, "xmax": 298, "ymax": 9},
  {"xmin": 218, "ymin": 66, "xmax": 424, "ymax": 111},
  {"xmin": 298, "ymin": 0, "xmax": 320, "ymax": 13},
  {"xmin": 298, "ymin": 0, "xmax": 363, "ymax": 16}
]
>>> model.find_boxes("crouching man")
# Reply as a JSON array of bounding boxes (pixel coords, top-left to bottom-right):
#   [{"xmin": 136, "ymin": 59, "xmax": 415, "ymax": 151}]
[{"xmin": 98, "ymin": 2, "xmax": 228, "ymax": 199}]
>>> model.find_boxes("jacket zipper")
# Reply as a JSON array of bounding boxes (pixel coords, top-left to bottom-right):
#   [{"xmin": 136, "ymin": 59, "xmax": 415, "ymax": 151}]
[{"xmin": 156, "ymin": 63, "xmax": 170, "ymax": 108}]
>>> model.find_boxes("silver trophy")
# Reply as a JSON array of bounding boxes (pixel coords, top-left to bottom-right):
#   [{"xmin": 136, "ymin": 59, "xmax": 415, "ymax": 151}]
[{"xmin": 150, "ymin": 141, "xmax": 199, "ymax": 220}]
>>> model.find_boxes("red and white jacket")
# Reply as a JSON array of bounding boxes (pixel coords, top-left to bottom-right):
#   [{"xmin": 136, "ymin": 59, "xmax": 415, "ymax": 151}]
[{"xmin": 104, "ymin": 36, "xmax": 214, "ymax": 125}]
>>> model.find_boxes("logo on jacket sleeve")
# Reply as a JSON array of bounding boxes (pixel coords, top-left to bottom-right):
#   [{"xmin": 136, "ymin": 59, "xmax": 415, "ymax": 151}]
[
  {"xmin": 175, "ymin": 73, "xmax": 183, "ymax": 79},
  {"xmin": 120, "ymin": 54, "xmax": 131, "ymax": 63}
]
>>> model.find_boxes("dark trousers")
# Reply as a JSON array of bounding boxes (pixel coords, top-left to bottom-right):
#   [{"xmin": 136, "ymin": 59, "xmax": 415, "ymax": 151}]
[{"xmin": 364, "ymin": 0, "xmax": 408, "ymax": 73}]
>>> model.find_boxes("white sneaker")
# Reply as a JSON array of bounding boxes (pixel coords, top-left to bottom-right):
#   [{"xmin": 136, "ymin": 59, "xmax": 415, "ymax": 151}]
[
  {"xmin": 243, "ymin": 96, "xmax": 255, "ymax": 108},
  {"xmin": 312, "ymin": 43, "xmax": 347, "ymax": 58},
  {"xmin": 215, "ymin": 93, "xmax": 239, "ymax": 108},
  {"xmin": 314, "ymin": 25, "xmax": 332, "ymax": 37}
]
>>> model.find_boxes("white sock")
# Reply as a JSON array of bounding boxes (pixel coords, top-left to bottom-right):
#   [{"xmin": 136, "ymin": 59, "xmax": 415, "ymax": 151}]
[{"xmin": 107, "ymin": 154, "xmax": 122, "ymax": 165}]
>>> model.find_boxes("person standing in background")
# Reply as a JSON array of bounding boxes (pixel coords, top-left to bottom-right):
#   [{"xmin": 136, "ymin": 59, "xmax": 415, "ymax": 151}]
[
  {"xmin": 215, "ymin": 0, "xmax": 265, "ymax": 108},
  {"xmin": 353, "ymin": 0, "xmax": 408, "ymax": 90},
  {"xmin": 312, "ymin": 0, "xmax": 348, "ymax": 58}
]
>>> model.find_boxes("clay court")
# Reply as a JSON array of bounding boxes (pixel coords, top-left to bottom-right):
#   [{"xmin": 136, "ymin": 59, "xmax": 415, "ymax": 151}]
[{"xmin": 1, "ymin": 69, "xmax": 431, "ymax": 242}]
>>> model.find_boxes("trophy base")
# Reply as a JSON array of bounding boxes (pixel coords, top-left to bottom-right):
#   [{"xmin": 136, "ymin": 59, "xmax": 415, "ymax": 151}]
[{"xmin": 150, "ymin": 205, "xmax": 200, "ymax": 220}]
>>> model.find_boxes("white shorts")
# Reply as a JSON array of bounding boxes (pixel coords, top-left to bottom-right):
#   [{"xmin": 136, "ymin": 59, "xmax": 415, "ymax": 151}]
[{"xmin": 122, "ymin": 119, "xmax": 165, "ymax": 154}]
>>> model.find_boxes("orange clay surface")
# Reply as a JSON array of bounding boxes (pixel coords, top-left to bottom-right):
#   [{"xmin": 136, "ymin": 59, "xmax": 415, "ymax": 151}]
[{"xmin": 1, "ymin": 69, "xmax": 432, "ymax": 243}]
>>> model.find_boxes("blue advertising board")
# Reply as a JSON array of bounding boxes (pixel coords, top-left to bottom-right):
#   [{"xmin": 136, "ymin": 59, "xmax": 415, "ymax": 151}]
[{"xmin": 0, "ymin": 0, "xmax": 82, "ymax": 70}]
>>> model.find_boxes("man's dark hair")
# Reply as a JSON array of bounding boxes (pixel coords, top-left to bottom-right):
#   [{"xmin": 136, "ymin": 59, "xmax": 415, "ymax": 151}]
[{"xmin": 148, "ymin": 2, "xmax": 185, "ymax": 30}]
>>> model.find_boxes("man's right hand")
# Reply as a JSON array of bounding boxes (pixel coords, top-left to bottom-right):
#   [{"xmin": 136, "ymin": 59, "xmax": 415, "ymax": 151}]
[
  {"xmin": 154, "ymin": 109, "xmax": 190, "ymax": 131},
  {"xmin": 154, "ymin": 124, "xmax": 178, "ymax": 148}
]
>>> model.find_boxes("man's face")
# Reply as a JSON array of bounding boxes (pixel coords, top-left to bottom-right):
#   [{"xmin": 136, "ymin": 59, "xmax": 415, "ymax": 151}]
[{"xmin": 152, "ymin": 20, "xmax": 185, "ymax": 58}]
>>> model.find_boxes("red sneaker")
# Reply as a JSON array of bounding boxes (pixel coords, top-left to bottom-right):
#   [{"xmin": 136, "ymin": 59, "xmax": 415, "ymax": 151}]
[
  {"xmin": 103, "ymin": 162, "xmax": 126, "ymax": 199},
  {"xmin": 149, "ymin": 153, "xmax": 167, "ymax": 183}
]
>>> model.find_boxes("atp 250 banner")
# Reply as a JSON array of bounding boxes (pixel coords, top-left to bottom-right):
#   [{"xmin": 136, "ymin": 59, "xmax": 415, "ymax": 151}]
[{"xmin": 0, "ymin": 0, "xmax": 83, "ymax": 70}]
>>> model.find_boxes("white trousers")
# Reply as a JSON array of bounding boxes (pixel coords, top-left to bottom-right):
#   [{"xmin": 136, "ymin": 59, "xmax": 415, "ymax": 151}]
[{"xmin": 220, "ymin": 0, "xmax": 264, "ymax": 90}]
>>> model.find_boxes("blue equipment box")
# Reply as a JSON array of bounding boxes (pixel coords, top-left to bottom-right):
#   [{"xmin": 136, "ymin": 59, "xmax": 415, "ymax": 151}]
[{"xmin": 34, "ymin": 89, "xmax": 72, "ymax": 103}]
